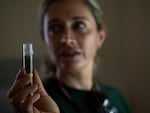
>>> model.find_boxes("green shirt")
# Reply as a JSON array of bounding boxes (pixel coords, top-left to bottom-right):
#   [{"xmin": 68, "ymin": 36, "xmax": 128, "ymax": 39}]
[{"xmin": 43, "ymin": 78, "xmax": 131, "ymax": 113}]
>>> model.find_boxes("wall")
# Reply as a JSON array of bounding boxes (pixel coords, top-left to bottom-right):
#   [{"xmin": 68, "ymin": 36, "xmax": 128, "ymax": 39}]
[
  {"xmin": 0, "ymin": 0, "xmax": 150, "ymax": 113},
  {"xmin": 121, "ymin": 0, "xmax": 150, "ymax": 113},
  {"xmin": 0, "ymin": 0, "xmax": 46, "ymax": 59},
  {"xmin": 99, "ymin": 1, "xmax": 150, "ymax": 113}
]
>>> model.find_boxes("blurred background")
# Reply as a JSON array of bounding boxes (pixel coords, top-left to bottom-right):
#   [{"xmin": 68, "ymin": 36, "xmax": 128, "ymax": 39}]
[{"xmin": 0, "ymin": 0, "xmax": 150, "ymax": 113}]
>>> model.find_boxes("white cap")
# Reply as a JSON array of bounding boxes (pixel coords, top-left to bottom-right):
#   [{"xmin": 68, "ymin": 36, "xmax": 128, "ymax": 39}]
[{"xmin": 23, "ymin": 43, "xmax": 34, "ymax": 56}]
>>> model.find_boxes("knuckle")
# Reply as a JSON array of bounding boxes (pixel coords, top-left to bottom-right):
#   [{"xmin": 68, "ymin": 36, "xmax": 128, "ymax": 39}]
[
  {"xmin": 27, "ymin": 85, "xmax": 37, "ymax": 94},
  {"xmin": 9, "ymin": 97, "xmax": 16, "ymax": 105},
  {"xmin": 22, "ymin": 97, "xmax": 33, "ymax": 112},
  {"xmin": 27, "ymin": 96, "xmax": 33, "ymax": 103},
  {"xmin": 7, "ymin": 86, "xmax": 15, "ymax": 98}
]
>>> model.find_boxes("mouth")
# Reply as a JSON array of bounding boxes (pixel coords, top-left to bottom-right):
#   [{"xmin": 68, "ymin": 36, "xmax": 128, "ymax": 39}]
[{"xmin": 59, "ymin": 50, "xmax": 81, "ymax": 59}]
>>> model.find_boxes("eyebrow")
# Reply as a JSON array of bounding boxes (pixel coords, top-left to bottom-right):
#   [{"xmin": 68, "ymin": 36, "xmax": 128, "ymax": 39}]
[
  {"xmin": 72, "ymin": 16, "xmax": 87, "ymax": 20},
  {"xmin": 48, "ymin": 19, "xmax": 60, "ymax": 24},
  {"xmin": 48, "ymin": 16, "xmax": 87, "ymax": 24}
]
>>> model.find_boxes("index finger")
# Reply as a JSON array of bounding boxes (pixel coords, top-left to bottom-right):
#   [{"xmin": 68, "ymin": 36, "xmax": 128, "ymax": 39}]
[{"xmin": 7, "ymin": 69, "xmax": 31, "ymax": 99}]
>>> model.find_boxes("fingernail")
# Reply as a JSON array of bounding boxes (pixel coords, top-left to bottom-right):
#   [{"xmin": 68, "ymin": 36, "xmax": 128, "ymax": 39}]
[
  {"xmin": 34, "ymin": 93, "xmax": 40, "ymax": 99},
  {"xmin": 21, "ymin": 68, "xmax": 27, "ymax": 75},
  {"xmin": 16, "ymin": 69, "xmax": 23, "ymax": 80},
  {"xmin": 20, "ymin": 100, "xmax": 24, "ymax": 104}
]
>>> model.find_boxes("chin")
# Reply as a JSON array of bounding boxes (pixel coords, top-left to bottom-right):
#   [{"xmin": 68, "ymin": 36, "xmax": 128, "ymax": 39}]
[{"xmin": 60, "ymin": 61, "xmax": 84, "ymax": 72}]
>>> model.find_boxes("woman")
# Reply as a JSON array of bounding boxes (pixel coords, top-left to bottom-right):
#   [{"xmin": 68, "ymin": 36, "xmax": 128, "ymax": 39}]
[{"xmin": 8, "ymin": 0, "xmax": 131, "ymax": 113}]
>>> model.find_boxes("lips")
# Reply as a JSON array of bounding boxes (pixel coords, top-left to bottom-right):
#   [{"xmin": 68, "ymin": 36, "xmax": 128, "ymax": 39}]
[
  {"xmin": 58, "ymin": 48, "xmax": 81, "ymax": 58},
  {"xmin": 60, "ymin": 51, "xmax": 80, "ymax": 57}
]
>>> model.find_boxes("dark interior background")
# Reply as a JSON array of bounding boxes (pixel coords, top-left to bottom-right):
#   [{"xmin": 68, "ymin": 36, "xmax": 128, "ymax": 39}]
[{"xmin": 0, "ymin": 0, "xmax": 150, "ymax": 113}]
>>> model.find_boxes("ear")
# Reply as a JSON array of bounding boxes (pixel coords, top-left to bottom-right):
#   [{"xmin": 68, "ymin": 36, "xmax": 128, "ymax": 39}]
[{"xmin": 96, "ymin": 25, "xmax": 107, "ymax": 48}]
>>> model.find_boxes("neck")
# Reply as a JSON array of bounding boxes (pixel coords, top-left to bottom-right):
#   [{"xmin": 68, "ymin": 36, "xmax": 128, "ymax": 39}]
[{"xmin": 56, "ymin": 62, "xmax": 94, "ymax": 90}]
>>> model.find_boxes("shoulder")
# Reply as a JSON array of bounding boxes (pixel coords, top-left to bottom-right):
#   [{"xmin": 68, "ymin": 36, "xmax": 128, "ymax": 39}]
[
  {"xmin": 98, "ymin": 82, "xmax": 125, "ymax": 104},
  {"xmin": 98, "ymin": 82, "xmax": 121, "ymax": 97},
  {"xmin": 98, "ymin": 82, "xmax": 131, "ymax": 113}
]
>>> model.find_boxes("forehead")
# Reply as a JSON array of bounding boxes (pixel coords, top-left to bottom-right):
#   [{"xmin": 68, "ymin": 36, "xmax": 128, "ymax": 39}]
[
  {"xmin": 46, "ymin": 0, "xmax": 93, "ymax": 20},
  {"xmin": 48, "ymin": 0, "xmax": 84, "ymax": 9}
]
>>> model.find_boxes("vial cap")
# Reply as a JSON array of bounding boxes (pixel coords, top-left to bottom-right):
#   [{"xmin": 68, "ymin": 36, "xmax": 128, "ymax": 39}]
[{"xmin": 23, "ymin": 43, "xmax": 34, "ymax": 56}]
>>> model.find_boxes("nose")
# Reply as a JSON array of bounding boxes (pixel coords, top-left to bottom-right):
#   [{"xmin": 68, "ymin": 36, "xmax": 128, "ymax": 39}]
[{"xmin": 60, "ymin": 28, "xmax": 76, "ymax": 45}]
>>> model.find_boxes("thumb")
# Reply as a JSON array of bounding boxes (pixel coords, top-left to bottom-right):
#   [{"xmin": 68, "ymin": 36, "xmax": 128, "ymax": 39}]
[{"xmin": 33, "ymin": 69, "xmax": 48, "ymax": 96}]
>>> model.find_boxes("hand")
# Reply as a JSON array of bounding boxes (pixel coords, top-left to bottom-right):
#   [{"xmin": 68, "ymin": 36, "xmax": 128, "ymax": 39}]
[{"xmin": 8, "ymin": 69, "xmax": 59, "ymax": 113}]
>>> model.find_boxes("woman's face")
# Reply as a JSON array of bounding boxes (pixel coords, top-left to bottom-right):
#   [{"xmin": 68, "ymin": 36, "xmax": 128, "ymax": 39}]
[{"xmin": 43, "ymin": 0, "xmax": 106, "ymax": 71}]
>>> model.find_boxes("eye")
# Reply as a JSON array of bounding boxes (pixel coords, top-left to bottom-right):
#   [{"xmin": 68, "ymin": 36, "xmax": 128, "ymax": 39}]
[
  {"xmin": 73, "ymin": 21, "xmax": 86, "ymax": 30},
  {"xmin": 48, "ymin": 23, "xmax": 62, "ymax": 35}
]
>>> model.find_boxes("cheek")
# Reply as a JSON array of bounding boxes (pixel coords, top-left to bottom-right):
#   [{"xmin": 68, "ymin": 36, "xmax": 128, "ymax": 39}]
[{"xmin": 80, "ymin": 33, "xmax": 98, "ymax": 57}]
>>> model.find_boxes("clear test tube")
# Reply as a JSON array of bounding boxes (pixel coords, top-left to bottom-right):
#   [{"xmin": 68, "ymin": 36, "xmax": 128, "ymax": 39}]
[{"xmin": 23, "ymin": 43, "xmax": 34, "ymax": 85}]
